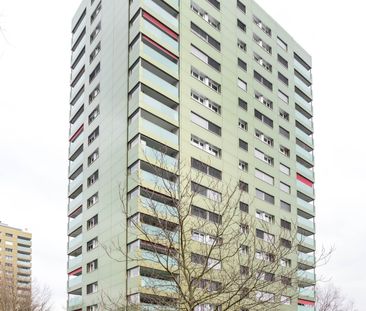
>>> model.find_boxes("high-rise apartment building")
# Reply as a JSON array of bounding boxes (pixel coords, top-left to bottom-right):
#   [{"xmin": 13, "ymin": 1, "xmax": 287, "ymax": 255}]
[
  {"xmin": 0, "ymin": 222, "xmax": 32, "ymax": 289},
  {"xmin": 67, "ymin": 0, "xmax": 315, "ymax": 310}
]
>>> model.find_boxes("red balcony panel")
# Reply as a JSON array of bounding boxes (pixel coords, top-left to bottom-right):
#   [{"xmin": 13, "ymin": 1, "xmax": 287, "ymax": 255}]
[
  {"xmin": 298, "ymin": 299, "xmax": 315, "ymax": 306},
  {"xmin": 68, "ymin": 267, "xmax": 82, "ymax": 276},
  {"xmin": 142, "ymin": 35, "xmax": 178, "ymax": 60},
  {"xmin": 297, "ymin": 173, "xmax": 313, "ymax": 187},
  {"xmin": 142, "ymin": 11, "xmax": 178, "ymax": 40},
  {"xmin": 69, "ymin": 124, "xmax": 84, "ymax": 142}
]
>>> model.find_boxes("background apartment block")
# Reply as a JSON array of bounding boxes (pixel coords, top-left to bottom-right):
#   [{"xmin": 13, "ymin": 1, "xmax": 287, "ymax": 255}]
[
  {"xmin": 0, "ymin": 222, "xmax": 32, "ymax": 289},
  {"xmin": 67, "ymin": 0, "xmax": 315, "ymax": 310}
]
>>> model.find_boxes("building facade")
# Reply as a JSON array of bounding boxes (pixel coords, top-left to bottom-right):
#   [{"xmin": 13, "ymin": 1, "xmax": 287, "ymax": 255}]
[
  {"xmin": 0, "ymin": 222, "xmax": 32, "ymax": 290},
  {"xmin": 67, "ymin": 0, "xmax": 315, "ymax": 310}
]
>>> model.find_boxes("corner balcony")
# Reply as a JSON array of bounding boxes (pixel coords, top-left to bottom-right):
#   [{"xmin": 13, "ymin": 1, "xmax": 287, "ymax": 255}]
[
  {"xmin": 296, "ymin": 145, "xmax": 314, "ymax": 165},
  {"xmin": 69, "ymin": 153, "xmax": 84, "ymax": 175},
  {"xmin": 17, "ymin": 245, "xmax": 31, "ymax": 253},
  {"xmin": 296, "ymin": 163, "xmax": 315, "ymax": 181},
  {"xmin": 68, "ymin": 234, "xmax": 83, "ymax": 251},
  {"xmin": 17, "ymin": 253, "xmax": 31, "ymax": 261},
  {"xmin": 141, "ymin": 249, "xmax": 178, "ymax": 267},
  {"xmin": 295, "ymin": 93, "xmax": 313, "ymax": 115},
  {"xmin": 68, "ymin": 275, "xmax": 82, "ymax": 289},
  {"xmin": 294, "ymin": 58, "xmax": 312, "ymax": 82},
  {"xmin": 140, "ymin": 196, "xmax": 178, "ymax": 218},
  {"xmin": 68, "ymin": 255, "xmax": 82, "ymax": 271},
  {"xmin": 141, "ymin": 223, "xmax": 178, "ymax": 243},
  {"xmin": 68, "ymin": 193, "xmax": 83, "ymax": 213},
  {"xmin": 298, "ymin": 216, "xmax": 315, "ymax": 232},
  {"xmin": 297, "ymin": 270, "xmax": 316, "ymax": 284},
  {"xmin": 295, "ymin": 111, "xmax": 313, "ymax": 132},
  {"xmin": 141, "ymin": 145, "xmax": 177, "ymax": 169},
  {"xmin": 298, "ymin": 252, "xmax": 315, "ymax": 267},
  {"xmin": 68, "ymin": 214, "xmax": 82, "ymax": 233},
  {"xmin": 299, "ymin": 287, "xmax": 315, "ymax": 300},
  {"xmin": 296, "ymin": 128, "xmax": 314, "ymax": 148},
  {"xmin": 141, "ymin": 276, "xmax": 177, "ymax": 293},
  {"xmin": 296, "ymin": 180, "xmax": 315, "ymax": 198},
  {"xmin": 68, "ymin": 173, "xmax": 84, "ymax": 195},
  {"xmin": 298, "ymin": 306, "xmax": 315, "ymax": 311},
  {"xmin": 69, "ymin": 133, "xmax": 84, "ymax": 155},
  {"xmin": 68, "ymin": 295, "xmax": 82, "ymax": 310},
  {"xmin": 140, "ymin": 170, "xmax": 178, "ymax": 193},
  {"xmin": 297, "ymin": 233, "xmax": 315, "ymax": 249},
  {"xmin": 295, "ymin": 76, "xmax": 312, "ymax": 99}
]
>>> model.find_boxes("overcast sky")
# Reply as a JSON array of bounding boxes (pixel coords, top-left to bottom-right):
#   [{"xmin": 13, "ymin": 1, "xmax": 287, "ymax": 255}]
[{"xmin": 0, "ymin": 0, "xmax": 365, "ymax": 310}]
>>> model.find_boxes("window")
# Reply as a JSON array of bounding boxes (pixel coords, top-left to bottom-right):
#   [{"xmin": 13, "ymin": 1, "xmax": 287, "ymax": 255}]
[
  {"xmin": 239, "ymin": 160, "xmax": 248, "ymax": 172},
  {"xmin": 87, "ymin": 170, "xmax": 99, "ymax": 186},
  {"xmin": 254, "ymin": 53, "xmax": 272, "ymax": 72},
  {"xmin": 87, "ymin": 215, "xmax": 98, "ymax": 230},
  {"xmin": 191, "ymin": 67, "xmax": 221, "ymax": 93},
  {"xmin": 90, "ymin": 2, "xmax": 101, "ymax": 24},
  {"xmin": 191, "ymin": 135, "xmax": 221, "ymax": 157},
  {"xmin": 277, "ymin": 37, "xmax": 288, "ymax": 51},
  {"xmin": 255, "ymin": 251, "xmax": 275, "ymax": 262},
  {"xmin": 238, "ymin": 98, "xmax": 247, "ymax": 110},
  {"xmin": 191, "ymin": 45, "xmax": 221, "ymax": 71},
  {"xmin": 88, "ymin": 127, "xmax": 99, "ymax": 145},
  {"xmin": 90, "ymin": 42, "xmax": 101, "ymax": 63},
  {"xmin": 256, "ymin": 189, "xmax": 274, "ymax": 204},
  {"xmin": 191, "ymin": 22, "xmax": 220, "ymax": 50},
  {"xmin": 278, "ymin": 72, "xmax": 289, "ymax": 86},
  {"xmin": 89, "ymin": 63, "xmax": 100, "ymax": 82},
  {"xmin": 256, "ymin": 291, "xmax": 275, "ymax": 302},
  {"xmin": 278, "ymin": 90, "xmax": 289, "ymax": 103},
  {"xmin": 237, "ymin": 0, "xmax": 246, "ymax": 13},
  {"xmin": 238, "ymin": 39, "xmax": 246, "ymax": 51},
  {"xmin": 240, "ymin": 245, "xmax": 249, "ymax": 255},
  {"xmin": 88, "ymin": 106, "xmax": 100, "ymax": 124},
  {"xmin": 281, "ymin": 238, "xmax": 292, "ymax": 249},
  {"xmin": 237, "ymin": 19, "xmax": 246, "ymax": 32},
  {"xmin": 191, "ymin": 253, "xmax": 221, "ymax": 270},
  {"xmin": 239, "ymin": 139, "xmax": 248, "ymax": 151},
  {"xmin": 238, "ymin": 119, "xmax": 248, "ymax": 131},
  {"xmin": 191, "ymin": 1, "xmax": 220, "ymax": 30},
  {"xmin": 280, "ymin": 145, "xmax": 290, "ymax": 157},
  {"xmin": 255, "ymin": 129, "xmax": 273, "ymax": 147},
  {"xmin": 88, "ymin": 149, "xmax": 99, "ymax": 166},
  {"xmin": 5, "ymin": 233, "xmax": 13, "ymax": 237},
  {"xmin": 192, "ymin": 230, "xmax": 219, "ymax": 246},
  {"xmin": 253, "ymin": 16, "xmax": 271, "ymax": 36},
  {"xmin": 281, "ymin": 296, "xmax": 291, "ymax": 305},
  {"xmin": 279, "ymin": 109, "xmax": 289, "ymax": 121},
  {"xmin": 87, "ymin": 305, "xmax": 98, "ymax": 311},
  {"xmin": 255, "ymin": 169, "xmax": 274, "ymax": 185},
  {"xmin": 72, "ymin": 9, "xmax": 86, "ymax": 34},
  {"xmin": 256, "ymin": 229, "xmax": 274, "ymax": 243},
  {"xmin": 254, "ymin": 149, "xmax": 274, "ymax": 166},
  {"xmin": 240, "ymin": 266, "xmax": 249, "ymax": 276},
  {"xmin": 255, "ymin": 109, "xmax": 273, "ymax": 127},
  {"xmin": 257, "ymin": 272, "xmax": 275, "ymax": 282},
  {"xmin": 255, "ymin": 91, "xmax": 273, "ymax": 109},
  {"xmin": 240, "ymin": 201, "xmax": 249, "ymax": 213},
  {"xmin": 191, "ymin": 205, "xmax": 222, "ymax": 224},
  {"xmin": 256, "ymin": 210, "xmax": 274, "ymax": 223},
  {"xmin": 278, "ymin": 54, "xmax": 288, "ymax": 68},
  {"xmin": 87, "ymin": 259, "xmax": 98, "ymax": 273},
  {"xmin": 280, "ymin": 163, "xmax": 290, "ymax": 175},
  {"xmin": 191, "ymin": 90, "xmax": 221, "ymax": 114},
  {"xmin": 280, "ymin": 258, "xmax": 291, "ymax": 267},
  {"xmin": 87, "ymin": 237, "xmax": 98, "ymax": 251},
  {"xmin": 253, "ymin": 34, "xmax": 272, "ymax": 54},
  {"xmin": 239, "ymin": 181, "xmax": 248, "ymax": 192},
  {"xmin": 279, "ymin": 126, "xmax": 290, "ymax": 139},
  {"xmin": 280, "ymin": 182, "xmax": 291, "ymax": 194},
  {"xmin": 280, "ymin": 200, "xmax": 291, "ymax": 212},
  {"xmin": 254, "ymin": 71, "xmax": 273, "ymax": 90},
  {"xmin": 207, "ymin": 0, "xmax": 220, "ymax": 10},
  {"xmin": 281, "ymin": 219, "xmax": 291, "ymax": 230},
  {"xmin": 86, "ymin": 282, "xmax": 98, "ymax": 294},
  {"xmin": 238, "ymin": 58, "xmax": 247, "ymax": 71},
  {"xmin": 191, "ymin": 158, "xmax": 222, "ymax": 180},
  {"xmin": 191, "ymin": 112, "xmax": 221, "ymax": 135},
  {"xmin": 87, "ymin": 192, "xmax": 98, "ymax": 208},
  {"xmin": 89, "ymin": 84, "xmax": 100, "ymax": 103},
  {"xmin": 90, "ymin": 22, "xmax": 101, "ymax": 43},
  {"xmin": 191, "ymin": 182, "xmax": 221, "ymax": 202},
  {"xmin": 238, "ymin": 78, "xmax": 247, "ymax": 92}
]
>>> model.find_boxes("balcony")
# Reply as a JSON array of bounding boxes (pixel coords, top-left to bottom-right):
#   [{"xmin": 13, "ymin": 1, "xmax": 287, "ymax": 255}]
[
  {"xmin": 18, "ymin": 268, "xmax": 31, "ymax": 275},
  {"xmin": 298, "ymin": 306, "xmax": 315, "ymax": 311},
  {"xmin": 68, "ymin": 255, "xmax": 82, "ymax": 270},
  {"xmin": 141, "ymin": 67, "xmax": 178, "ymax": 99},
  {"xmin": 296, "ymin": 145, "xmax": 314, "ymax": 165},
  {"xmin": 295, "ymin": 76, "xmax": 312, "ymax": 98},
  {"xmin": 298, "ymin": 216, "xmax": 315, "ymax": 232},
  {"xmin": 295, "ymin": 93, "xmax": 312, "ymax": 115},
  {"xmin": 17, "ymin": 238, "xmax": 31, "ymax": 246},
  {"xmin": 69, "ymin": 133, "xmax": 84, "ymax": 155},
  {"xmin": 69, "ymin": 194, "xmax": 83, "ymax": 212},
  {"xmin": 70, "ymin": 116, "xmax": 84, "ymax": 138},
  {"xmin": 17, "ymin": 245, "xmax": 31, "ymax": 253},
  {"xmin": 70, "ymin": 75, "xmax": 85, "ymax": 99},
  {"xmin": 297, "ymin": 180, "xmax": 315, "ymax": 198},
  {"xmin": 69, "ymin": 173, "xmax": 84, "ymax": 195},
  {"xmin": 297, "ymin": 270, "xmax": 316, "ymax": 283},
  {"xmin": 295, "ymin": 111, "xmax": 313, "ymax": 131},
  {"xmin": 297, "ymin": 198, "xmax": 315, "ymax": 215},
  {"xmin": 296, "ymin": 128, "xmax": 314, "ymax": 148},
  {"xmin": 140, "ymin": 118, "xmax": 178, "ymax": 147},
  {"xmin": 17, "ymin": 253, "xmax": 31, "ymax": 261},
  {"xmin": 141, "ymin": 276, "xmax": 177, "ymax": 292},
  {"xmin": 141, "ymin": 223, "xmax": 178, "ymax": 243},
  {"xmin": 68, "ymin": 214, "xmax": 82, "ymax": 233},
  {"xmin": 68, "ymin": 296, "xmax": 82, "ymax": 308},
  {"xmin": 71, "ymin": 35, "xmax": 86, "ymax": 64},
  {"xmin": 140, "ymin": 303, "xmax": 176, "ymax": 311},
  {"xmin": 68, "ymin": 234, "xmax": 83, "ymax": 250},
  {"xmin": 296, "ymin": 163, "xmax": 314, "ymax": 181},
  {"xmin": 297, "ymin": 233, "xmax": 315, "ymax": 248},
  {"xmin": 68, "ymin": 275, "xmax": 82, "ymax": 289},
  {"xmin": 141, "ymin": 250, "xmax": 177, "ymax": 267},
  {"xmin": 69, "ymin": 154, "xmax": 84, "ymax": 175},
  {"xmin": 17, "ymin": 260, "xmax": 31, "ymax": 268},
  {"xmin": 141, "ymin": 145, "xmax": 177, "ymax": 169},
  {"xmin": 299, "ymin": 287, "xmax": 315, "ymax": 299},
  {"xmin": 140, "ymin": 170, "xmax": 177, "ymax": 193},
  {"xmin": 298, "ymin": 252, "xmax": 315, "ymax": 266},
  {"xmin": 294, "ymin": 59, "xmax": 312, "ymax": 82},
  {"xmin": 140, "ymin": 196, "xmax": 177, "ymax": 217},
  {"xmin": 70, "ymin": 93, "xmax": 84, "ymax": 115}
]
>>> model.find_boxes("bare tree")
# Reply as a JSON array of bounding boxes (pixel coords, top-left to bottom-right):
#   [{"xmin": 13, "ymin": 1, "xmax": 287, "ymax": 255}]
[
  {"xmin": 101, "ymin": 149, "xmax": 328, "ymax": 311},
  {"xmin": 316, "ymin": 283, "xmax": 357, "ymax": 311}
]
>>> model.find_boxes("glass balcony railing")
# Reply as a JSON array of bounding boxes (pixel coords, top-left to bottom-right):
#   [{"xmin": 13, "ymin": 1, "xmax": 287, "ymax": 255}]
[
  {"xmin": 295, "ymin": 111, "xmax": 313, "ymax": 130},
  {"xmin": 70, "ymin": 117, "xmax": 84, "ymax": 138},
  {"xmin": 17, "ymin": 260, "xmax": 31, "ymax": 267},
  {"xmin": 296, "ymin": 128, "xmax": 314, "ymax": 147},
  {"xmin": 68, "ymin": 296, "xmax": 82, "ymax": 307},
  {"xmin": 141, "ymin": 250, "xmax": 178, "ymax": 266},
  {"xmin": 68, "ymin": 255, "xmax": 82, "ymax": 269},
  {"xmin": 68, "ymin": 275, "xmax": 82, "ymax": 288},
  {"xmin": 297, "ymin": 198, "xmax": 315, "ymax": 214},
  {"xmin": 295, "ymin": 93, "xmax": 313, "ymax": 114},
  {"xmin": 295, "ymin": 76, "xmax": 312, "ymax": 96},
  {"xmin": 140, "ymin": 170, "xmax": 177, "ymax": 192},
  {"xmin": 68, "ymin": 214, "xmax": 82, "ymax": 232},
  {"xmin": 297, "ymin": 233, "xmax": 315, "ymax": 247},
  {"xmin": 299, "ymin": 287, "xmax": 315, "ymax": 298},
  {"xmin": 298, "ymin": 216, "xmax": 315, "ymax": 231},
  {"xmin": 141, "ymin": 92, "xmax": 178, "ymax": 122},
  {"xmin": 70, "ymin": 92, "xmax": 84, "ymax": 113},
  {"xmin": 18, "ymin": 268, "xmax": 31, "ymax": 274},
  {"xmin": 296, "ymin": 163, "xmax": 314, "ymax": 181},
  {"xmin": 69, "ymin": 194, "xmax": 83, "ymax": 212},
  {"xmin": 142, "ymin": 43, "xmax": 178, "ymax": 74},
  {"xmin": 142, "ymin": 145, "xmax": 177, "ymax": 168},
  {"xmin": 141, "ymin": 68, "xmax": 178, "ymax": 99},
  {"xmin": 68, "ymin": 234, "xmax": 83, "ymax": 250},
  {"xmin": 17, "ymin": 238, "xmax": 31, "ymax": 247},
  {"xmin": 296, "ymin": 145, "xmax": 314, "ymax": 164},
  {"xmin": 141, "ymin": 276, "xmax": 177, "ymax": 292},
  {"xmin": 69, "ymin": 173, "xmax": 84, "ymax": 194},
  {"xmin": 141, "ymin": 118, "xmax": 178, "ymax": 146},
  {"xmin": 69, "ymin": 153, "xmax": 84, "ymax": 174},
  {"xmin": 298, "ymin": 252, "xmax": 315, "ymax": 265},
  {"xmin": 17, "ymin": 245, "xmax": 31, "ymax": 253},
  {"xmin": 294, "ymin": 59, "xmax": 312, "ymax": 82},
  {"xmin": 140, "ymin": 196, "xmax": 178, "ymax": 217},
  {"xmin": 297, "ymin": 180, "xmax": 315, "ymax": 197},
  {"xmin": 144, "ymin": 0, "xmax": 178, "ymax": 28},
  {"xmin": 141, "ymin": 223, "xmax": 178, "ymax": 243},
  {"xmin": 71, "ymin": 36, "xmax": 86, "ymax": 64},
  {"xmin": 17, "ymin": 253, "xmax": 31, "ymax": 261},
  {"xmin": 298, "ymin": 306, "xmax": 315, "ymax": 311},
  {"xmin": 297, "ymin": 270, "xmax": 316, "ymax": 282},
  {"xmin": 140, "ymin": 303, "xmax": 176, "ymax": 311},
  {"xmin": 69, "ymin": 133, "xmax": 84, "ymax": 155},
  {"xmin": 71, "ymin": 75, "xmax": 85, "ymax": 99}
]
